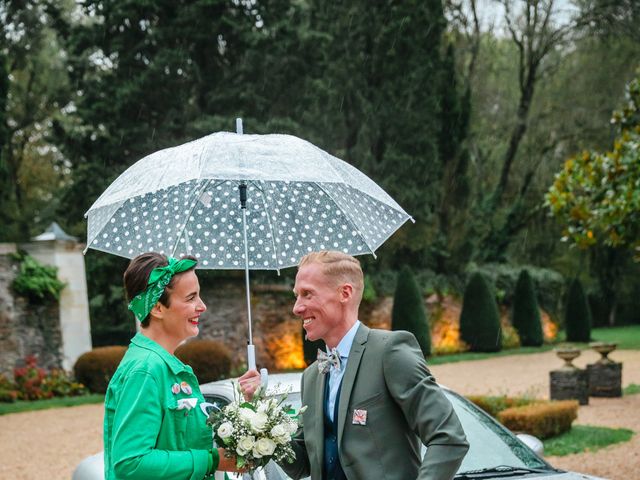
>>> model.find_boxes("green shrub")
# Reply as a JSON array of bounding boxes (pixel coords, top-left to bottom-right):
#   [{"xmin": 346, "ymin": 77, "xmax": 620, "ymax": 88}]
[
  {"xmin": 512, "ymin": 270, "xmax": 544, "ymax": 346},
  {"xmin": 0, "ymin": 374, "xmax": 19, "ymax": 403},
  {"xmin": 11, "ymin": 254, "xmax": 66, "ymax": 304},
  {"xmin": 467, "ymin": 395, "xmax": 538, "ymax": 418},
  {"xmin": 13, "ymin": 355, "xmax": 51, "ymax": 400},
  {"xmin": 42, "ymin": 369, "xmax": 88, "ymax": 397},
  {"xmin": 498, "ymin": 400, "xmax": 579, "ymax": 439},
  {"xmin": 565, "ymin": 278, "xmax": 592, "ymax": 342},
  {"xmin": 460, "ymin": 272, "xmax": 502, "ymax": 352},
  {"xmin": 11, "ymin": 355, "xmax": 87, "ymax": 401},
  {"xmin": 472, "ymin": 263, "xmax": 564, "ymax": 318},
  {"xmin": 175, "ymin": 340, "xmax": 232, "ymax": 383},
  {"xmin": 74, "ymin": 346, "xmax": 127, "ymax": 393},
  {"xmin": 391, "ymin": 266, "xmax": 431, "ymax": 356}
]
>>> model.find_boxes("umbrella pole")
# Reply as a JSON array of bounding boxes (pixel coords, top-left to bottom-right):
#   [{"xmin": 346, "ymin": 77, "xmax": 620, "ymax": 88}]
[{"xmin": 239, "ymin": 181, "xmax": 256, "ymax": 373}]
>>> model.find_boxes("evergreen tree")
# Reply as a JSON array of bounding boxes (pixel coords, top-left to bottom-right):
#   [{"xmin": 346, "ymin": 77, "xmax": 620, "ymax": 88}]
[
  {"xmin": 511, "ymin": 270, "xmax": 543, "ymax": 346},
  {"xmin": 565, "ymin": 278, "xmax": 592, "ymax": 342},
  {"xmin": 391, "ymin": 266, "xmax": 431, "ymax": 357},
  {"xmin": 460, "ymin": 271, "xmax": 502, "ymax": 352}
]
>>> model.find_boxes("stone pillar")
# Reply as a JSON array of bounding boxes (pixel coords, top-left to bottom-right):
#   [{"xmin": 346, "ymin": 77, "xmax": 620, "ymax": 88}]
[
  {"xmin": 24, "ymin": 223, "xmax": 92, "ymax": 370},
  {"xmin": 587, "ymin": 363, "xmax": 622, "ymax": 397},
  {"xmin": 549, "ymin": 348, "xmax": 589, "ymax": 405},
  {"xmin": 550, "ymin": 369, "xmax": 589, "ymax": 405}
]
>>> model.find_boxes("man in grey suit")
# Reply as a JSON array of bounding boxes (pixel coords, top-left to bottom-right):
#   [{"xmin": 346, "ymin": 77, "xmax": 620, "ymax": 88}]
[{"xmin": 241, "ymin": 250, "xmax": 468, "ymax": 479}]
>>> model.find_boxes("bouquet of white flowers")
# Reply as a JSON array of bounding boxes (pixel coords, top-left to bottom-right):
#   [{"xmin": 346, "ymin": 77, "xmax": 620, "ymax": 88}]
[{"xmin": 207, "ymin": 383, "xmax": 306, "ymax": 475}]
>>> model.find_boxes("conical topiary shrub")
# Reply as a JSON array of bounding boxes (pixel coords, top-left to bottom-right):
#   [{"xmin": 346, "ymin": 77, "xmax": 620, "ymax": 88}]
[
  {"xmin": 391, "ymin": 266, "xmax": 431, "ymax": 356},
  {"xmin": 565, "ymin": 278, "xmax": 592, "ymax": 342},
  {"xmin": 460, "ymin": 271, "xmax": 502, "ymax": 352},
  {"xmin": 511, "ymin": 269, "xmax": 544, "ymax": 346}
]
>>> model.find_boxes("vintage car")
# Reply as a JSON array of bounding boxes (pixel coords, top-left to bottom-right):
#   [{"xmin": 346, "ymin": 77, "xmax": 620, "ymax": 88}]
[{"xmin": 73, "ymin": 372, "xmax": 605, "ymax": 480}]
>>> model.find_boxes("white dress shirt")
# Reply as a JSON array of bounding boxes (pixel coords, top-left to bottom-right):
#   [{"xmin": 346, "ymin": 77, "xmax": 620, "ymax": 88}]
[{"xmin": 326, "ymin": 320, "xmax": 360, "ymax": 421}]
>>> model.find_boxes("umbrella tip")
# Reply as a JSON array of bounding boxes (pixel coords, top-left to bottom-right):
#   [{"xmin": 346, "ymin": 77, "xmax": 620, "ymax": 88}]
[{"xmin": 236, "ymin": 118, "xmax": 243, "ymax": 135}]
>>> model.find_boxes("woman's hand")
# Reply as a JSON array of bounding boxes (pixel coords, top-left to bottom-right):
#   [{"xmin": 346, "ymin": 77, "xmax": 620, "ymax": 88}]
[
  {"xmin": 217, "ymin": 448, "xmax": 247, "ymax": 472},
  {"xmin": 238, "ymin": 369, "xmax": 261, "ymax": 401}
]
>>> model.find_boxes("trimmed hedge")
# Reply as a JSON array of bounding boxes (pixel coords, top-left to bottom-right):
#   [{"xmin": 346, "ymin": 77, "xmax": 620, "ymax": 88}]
[
  {"xmin": 498, "ymin": 400, "xmax": 579, "ymax": 439},
  {"xmin": 467, "ymin": 395, "xmax": 537, "ymax": 418},
  {"xmin": 565, "ymin": 278, "xmax": 592, "ymax": 342},
  {"xmin": 460, "ymin": 272, "xmax": 502, "ymax": 352},
  {"xmin": 512, "ymin": 270, "xmax": 543, "ymax": 346},
  {"xmin": 74, "ymin": 346, "xmax": 127, "ymax": 393},
  {"xmin": 391, "ymin": 266, "xmax": 431, "ymax": 356},
  {"xmin": 175, "ymin": 340, "xmax": 232, "ymax": 384}
]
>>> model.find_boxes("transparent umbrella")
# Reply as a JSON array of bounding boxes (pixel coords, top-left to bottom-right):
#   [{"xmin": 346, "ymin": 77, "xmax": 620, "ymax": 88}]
[{"xmin": 85, "ymin": 120, "xmax": 413, "ymax": 368}]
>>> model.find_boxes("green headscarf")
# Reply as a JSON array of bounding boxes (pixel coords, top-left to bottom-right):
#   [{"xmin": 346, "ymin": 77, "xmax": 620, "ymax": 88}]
[{"xmin": 128, "ymin": 257, "xmax": 197, "ymax": 322}]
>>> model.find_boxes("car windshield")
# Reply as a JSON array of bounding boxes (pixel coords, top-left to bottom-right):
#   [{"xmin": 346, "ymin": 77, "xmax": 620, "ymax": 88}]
[{"xmin": 443, "ymin": 390, "xmax": 550, "ymax": 473}]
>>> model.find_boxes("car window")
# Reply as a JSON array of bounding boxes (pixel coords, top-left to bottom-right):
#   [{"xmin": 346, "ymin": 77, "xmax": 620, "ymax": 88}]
[
  {"xmin": 202, "ymin": 394, "xmax": 230, "ymax": 415},
  {"xmin": 443, "ymin": 391, "xmax": 550, "ymax": 473}
]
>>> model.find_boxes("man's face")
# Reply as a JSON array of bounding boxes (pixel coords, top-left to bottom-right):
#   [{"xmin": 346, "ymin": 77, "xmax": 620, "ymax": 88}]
[{"xmin": 293, "ymin": 262, "xmax": 344, "ymax": 345}]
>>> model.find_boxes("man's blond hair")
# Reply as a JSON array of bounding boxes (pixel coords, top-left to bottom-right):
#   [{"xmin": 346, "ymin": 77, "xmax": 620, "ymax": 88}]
[{"xmin": 299, "ymin": 251, "xmax": 364, "ymax": 304}]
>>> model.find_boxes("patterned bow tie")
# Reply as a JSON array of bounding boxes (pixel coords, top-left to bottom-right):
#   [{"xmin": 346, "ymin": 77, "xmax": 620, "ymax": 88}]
[{"xmin": 317, "ymin": 348, "xmax": 341, "ymax": 374}]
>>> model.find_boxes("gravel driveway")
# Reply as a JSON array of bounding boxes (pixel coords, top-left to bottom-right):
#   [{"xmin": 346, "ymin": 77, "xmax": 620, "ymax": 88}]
[{"xmin": 1, "ymin": 349, "xmax": 637, "ymax": 480}]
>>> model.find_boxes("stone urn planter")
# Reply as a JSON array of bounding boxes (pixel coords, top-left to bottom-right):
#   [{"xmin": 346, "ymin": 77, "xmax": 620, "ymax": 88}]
[
  {"xmin": 550, "ymin": 347, "xmax": 588, "ymax": 404},
  {"xmin": 587, "ymin": 342, "xmax": 622, "ymax": 397}
]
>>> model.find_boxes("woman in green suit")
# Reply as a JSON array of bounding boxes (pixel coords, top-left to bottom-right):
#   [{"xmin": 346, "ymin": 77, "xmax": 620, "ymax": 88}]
[{"xmin": 104, "ymin": 252, "xmax": 250, "ymax": 479}]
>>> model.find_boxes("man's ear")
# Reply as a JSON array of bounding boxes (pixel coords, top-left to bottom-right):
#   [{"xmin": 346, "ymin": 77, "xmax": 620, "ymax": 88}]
[{"xmin": 338, "ymin": 283, "xmax": 353, "ymax": 303}]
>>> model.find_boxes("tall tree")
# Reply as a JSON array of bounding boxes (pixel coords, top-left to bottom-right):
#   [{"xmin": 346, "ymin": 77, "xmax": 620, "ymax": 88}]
[{"xmin": 0, "ymin": 0, "xmax": 72, "ymax": 241}]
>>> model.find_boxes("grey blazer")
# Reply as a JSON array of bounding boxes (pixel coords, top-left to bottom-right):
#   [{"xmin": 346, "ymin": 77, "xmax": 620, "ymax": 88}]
[{"xmin": 280, "ymin": 324, "xmax": 469, "ymax": 480}]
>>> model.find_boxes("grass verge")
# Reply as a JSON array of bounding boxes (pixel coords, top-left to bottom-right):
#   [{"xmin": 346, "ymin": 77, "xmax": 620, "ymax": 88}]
[
  {"xmin": 624, "ymin": 383, "xmax": 640, "ymax": 395},
  {"xmin": 0, "ymin": 394, "xmax": 104, "ymax": 416},
  {"xmin": 427, "ymin": 345, "xmax": 555, "ymax": 365},
  {"xmin": 544, "ymin": 425, "xmax": 634, "ymax": 456}
]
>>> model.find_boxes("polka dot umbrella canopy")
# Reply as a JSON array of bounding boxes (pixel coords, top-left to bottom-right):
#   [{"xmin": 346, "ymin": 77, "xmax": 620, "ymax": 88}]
[{"xmin": 85, "ymin": 126, "xmax": 413, "ymax": 367}]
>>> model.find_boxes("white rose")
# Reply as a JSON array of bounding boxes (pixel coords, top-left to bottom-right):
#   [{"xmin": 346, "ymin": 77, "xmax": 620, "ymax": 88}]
[
  {"xmin": 253, "ymin": 437, "xmax": 277, "ymax": 458},
  {"xmin": 217, "ymin": 422, "xmax": 234, "ymax": 441},
  {"xmin": 250, "ymin": 412, "xmax": 269, "ymax": 433},
  {"xmin": 270, "ymin": 424, "xmax": 287, "ymax": 438},
  {"xmin": 270, "ymin": 424, "xmax": 291, "ymax": 445},
  {"xmin": 236, "ymin": 435, "xmax": 255, "ymax": 456},
  {"xmin": 239, "ymin": 407, "xmax": 256, "ymax": 424}
]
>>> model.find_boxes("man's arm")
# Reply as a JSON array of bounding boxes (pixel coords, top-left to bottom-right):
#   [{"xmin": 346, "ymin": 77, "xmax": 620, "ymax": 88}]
[{"xmin": 383, "ymin": 332, "xmax": 469, "ymax": 480}]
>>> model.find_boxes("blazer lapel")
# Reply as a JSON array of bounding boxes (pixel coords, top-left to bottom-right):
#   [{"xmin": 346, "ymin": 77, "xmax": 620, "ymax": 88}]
[
  {"xmin": 312, "ymin": 367, "xmax": 327, "ymax": 473},
  {"xmin": 337, "ymin": 323, "xmax": 369, "ymax": 446}
]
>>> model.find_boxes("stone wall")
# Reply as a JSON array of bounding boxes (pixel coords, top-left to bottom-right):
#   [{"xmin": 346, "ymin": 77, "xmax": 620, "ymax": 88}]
[
  {"xmin": 0, "ymin": 249, "xmax": 63, "ymax": 377},
  {"xmin": 194, "ymin": 278, "xmax": 392, "ymax": 371}
]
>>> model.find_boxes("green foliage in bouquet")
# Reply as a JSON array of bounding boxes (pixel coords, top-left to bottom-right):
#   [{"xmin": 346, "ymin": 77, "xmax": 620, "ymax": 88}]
[
  {"xmin": 511, "ymin": 270, "xmax": 544, "ymax": 346},
  {"xmin": 460, "ymin": 271, "xmax": 502, "ymax": 352},
  {"xmin": 207, "ymin": 383, "xmax": 305, "ymax": 472}
]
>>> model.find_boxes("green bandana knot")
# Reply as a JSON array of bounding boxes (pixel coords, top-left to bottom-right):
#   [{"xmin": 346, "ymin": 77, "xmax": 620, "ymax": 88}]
[{"xmin": 128, "ymin": 257, "xmax": 197, "ymax": 322}]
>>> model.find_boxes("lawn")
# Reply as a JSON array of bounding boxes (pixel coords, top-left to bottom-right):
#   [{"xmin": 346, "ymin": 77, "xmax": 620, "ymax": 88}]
[
  {"xmin": 544, "ymin": 425, "xmax": 634, "ymax": 456},
  {"xmin": 428, "ymin": 324, "xmax": 640, "ymax": 366},
  {"xmin": 0, "ymin": 394, "xmax": 104, "ymax": 416}
]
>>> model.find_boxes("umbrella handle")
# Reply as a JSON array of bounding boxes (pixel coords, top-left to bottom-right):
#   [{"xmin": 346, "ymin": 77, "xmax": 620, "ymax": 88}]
[{"xmin": 247, "ymin": 344, "xmax": 256, "ymax": 371}]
